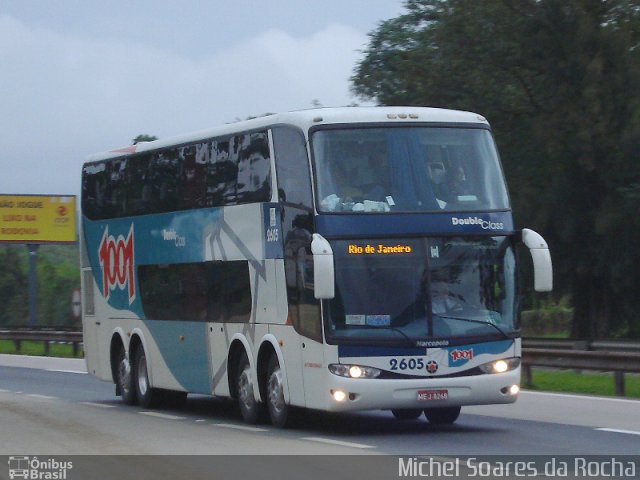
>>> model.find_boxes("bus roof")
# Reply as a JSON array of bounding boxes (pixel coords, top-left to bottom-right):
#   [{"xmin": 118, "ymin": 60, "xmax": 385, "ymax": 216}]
[{"xmin": 84, "ymin": 106, "xmax": 489, "ymax": 163}]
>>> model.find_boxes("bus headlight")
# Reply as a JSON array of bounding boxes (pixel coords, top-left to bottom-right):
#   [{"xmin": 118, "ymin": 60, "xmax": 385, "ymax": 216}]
[
  {"xmin": 478, "ymin": 358, "xmax": 520, "ymax": 374},
  {"xmin": 329, "ymin": 364, "xmax": 381, "ymax": 379}
]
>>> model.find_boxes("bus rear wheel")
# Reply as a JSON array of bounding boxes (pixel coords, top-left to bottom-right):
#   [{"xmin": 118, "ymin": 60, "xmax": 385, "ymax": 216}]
[
  {"xmin": 391, "ymin": 408, "xmax": 423, "ymax": 420},
  {"xmin": 266, "ymin": 355, "xmax": 293, "ymax": 428},
  {"xmin": 132, "ymin": 346, "xmax": 163, "ymax": 409},
  {"xmin": 424, "ymin": 406, "xmax": 461, "ymax": 425},
  {"xmin": 115, "ymin": 346, "xmax": 136, "ymax": 405}
]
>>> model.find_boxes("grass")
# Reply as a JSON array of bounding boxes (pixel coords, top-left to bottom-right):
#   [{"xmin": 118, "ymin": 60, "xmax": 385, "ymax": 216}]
[
  {"xmin": 526, "ymin": 368, "xmax": 640, "ymax": 399},
  {"xmin": 0, "ymin": 339, "xmax": 84, "ymax": 358}
]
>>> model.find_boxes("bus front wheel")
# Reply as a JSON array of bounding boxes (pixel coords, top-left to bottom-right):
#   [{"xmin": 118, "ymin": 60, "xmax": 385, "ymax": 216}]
[
  {"xmin": 266, "ymin": 355, "xmax": 292, "ymax": 428},
  {"xmin": 424, "ymin": 406, "xmax": 461, "ymax": 425},
  {"xmin": 391, "ymin": 408, "xmax": 423, "ymax": 420}
]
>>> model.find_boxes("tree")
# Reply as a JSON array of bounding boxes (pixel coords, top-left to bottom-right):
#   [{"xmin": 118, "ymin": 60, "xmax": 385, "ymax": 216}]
[
  {"xmin": 132, "ymin": 134, "xmax": 158, "ymax": 144},
  {"xmin": 0, "ymin": 245, "xmax": 27, "ymax": 326},
  {"xmin": 352, "ymin": 0, "xmax": 640, "ymax": 337}
]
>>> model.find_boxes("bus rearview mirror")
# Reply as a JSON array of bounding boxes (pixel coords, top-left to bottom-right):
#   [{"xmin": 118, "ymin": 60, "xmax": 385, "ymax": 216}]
[
  {"xmin": 521, "ymin": 228, "xmax": 553, "ymax": 292},
  {"xmin": 311, "ymin": 233, "xmax": 335, "ymax": 299}
]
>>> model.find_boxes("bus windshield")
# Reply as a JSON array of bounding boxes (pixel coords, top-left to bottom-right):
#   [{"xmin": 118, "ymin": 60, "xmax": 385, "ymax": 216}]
[
  {"xmin": 312, "ymin": 127, "xmax": 509, "ymax": 213},
  {"xmin": 324, "ymin": 237, "xmax": 517, "ymax": 345}
]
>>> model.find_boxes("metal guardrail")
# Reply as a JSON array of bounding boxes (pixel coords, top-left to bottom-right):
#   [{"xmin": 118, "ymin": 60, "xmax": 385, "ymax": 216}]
[
  {"xmin": 523, "ymin": 337, "xmax": 640, "ymax": 352},
  {"xmin": 0, "ymin": 329, "xmax": 83, "ymax": 356},
  {"xmin": 521, "ymin": 338, "xmax": 640, "ymax": 397}
]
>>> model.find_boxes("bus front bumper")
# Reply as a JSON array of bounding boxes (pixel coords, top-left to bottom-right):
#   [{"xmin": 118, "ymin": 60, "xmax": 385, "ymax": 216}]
[{"xmin": 322, "ymin": 367, "xmax": 521, "ymax": 412}]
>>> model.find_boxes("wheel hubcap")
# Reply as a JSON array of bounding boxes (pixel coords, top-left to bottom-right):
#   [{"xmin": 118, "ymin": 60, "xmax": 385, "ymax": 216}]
[
  {"xmin": 119, "ymin": 357, "xmax": 131, "ymax": 394},
  {"xmin": 268, "ymin": 368, "xmax": 284, "ymax": 414},
  {"xmin": 238, "ymin": 366, "xmax": 254, "ymax": 409},
  {"xmin": 137, "ymin": 355, "xmax": 148, "ymax": 396}
]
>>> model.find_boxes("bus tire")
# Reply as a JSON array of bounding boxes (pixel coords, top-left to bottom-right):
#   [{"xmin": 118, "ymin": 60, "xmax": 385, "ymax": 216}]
[
  {"xmin": 266, "ymin": 355, "xmax": 292, "ymax": 428},
  {"xmin": 391, "ymin": 408, "xmax": 423, "ymax": 420},
  {"xmin": 115, "ymin": 346, "xmax": 136, "ymax": 405},
  {"xmin": 424, "ymin": 406, "xmax": 461, "ymax": 425},
  {"xmin": 236, "ymin": 351, "xmax": 262, "ymax": 424},
  {"xmin": 132, "ymin": 346, "xmax": 162, "ymax": 409}
]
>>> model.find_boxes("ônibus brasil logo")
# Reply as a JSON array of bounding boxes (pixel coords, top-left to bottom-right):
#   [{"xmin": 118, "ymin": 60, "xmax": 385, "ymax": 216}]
[{"xmin": 98, "ymin": 224, "xmax": 135, "ymax": 304}]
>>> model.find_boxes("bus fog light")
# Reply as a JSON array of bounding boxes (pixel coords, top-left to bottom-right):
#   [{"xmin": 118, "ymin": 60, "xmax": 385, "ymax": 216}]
[
  {"xmin": 332, "ymin": 390, "xmax": 347, "ymax": 402},
  {"xmin": 501, "ymin": 384, "xmax": 520, "ymax": 395}
]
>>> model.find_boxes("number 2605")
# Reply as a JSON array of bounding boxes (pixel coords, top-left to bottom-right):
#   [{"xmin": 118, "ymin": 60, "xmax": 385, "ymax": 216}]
[{"xmin": 389, "ymin": 358, "xmax": 424, "ymax": 371}]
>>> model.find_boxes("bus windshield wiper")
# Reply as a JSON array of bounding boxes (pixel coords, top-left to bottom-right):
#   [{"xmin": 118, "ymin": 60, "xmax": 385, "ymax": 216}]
[
  {"xmin": 348, "ymin": 325, "xmax": 415, "ymax": 346},
  {"xmin": 434, "ymin": 314, "xmax": 510, "ymax": 339}
]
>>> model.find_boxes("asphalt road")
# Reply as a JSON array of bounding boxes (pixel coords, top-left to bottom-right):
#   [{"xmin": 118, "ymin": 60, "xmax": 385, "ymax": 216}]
[{"xmin": 1, "ymin": 354, "xmax": 639, "ymax": 459}]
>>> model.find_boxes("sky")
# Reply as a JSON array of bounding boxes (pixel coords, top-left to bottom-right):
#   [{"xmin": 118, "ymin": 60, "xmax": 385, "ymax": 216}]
[{"xmin": 0, "ymin": 0, "xmax": 406, "ymax": 198}]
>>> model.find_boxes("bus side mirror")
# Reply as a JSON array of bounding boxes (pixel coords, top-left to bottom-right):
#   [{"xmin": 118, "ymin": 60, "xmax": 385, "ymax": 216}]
[
  {"xmin": 521, "ymin": 228, "xmax": 553, "ymax": 292},
  {"xmin": 311, "ymin": 233, "xmax": 335, "ymax": 299}
]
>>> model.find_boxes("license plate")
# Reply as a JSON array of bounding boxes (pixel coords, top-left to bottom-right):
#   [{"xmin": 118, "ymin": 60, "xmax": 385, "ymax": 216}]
[{"xmin": 417, "ymin": 389, "xmax": 448, "ymax": 401}]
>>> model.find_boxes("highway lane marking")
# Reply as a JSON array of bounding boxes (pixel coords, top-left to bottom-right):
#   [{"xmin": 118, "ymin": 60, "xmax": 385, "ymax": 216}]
[
  {"xmin": 596, "ymin": 428, "xmax": 640, "ymax": 436},
  {"xmin": 212, "ymin": 423, "xmax": 269, "ymax": 432},
  {"xmin": 0, "ymin": 389, "xmax": 9, "ymax": 393},
  {"xmin": 80, "ymin": 402, "xmax": 117, "ymax": 409},
  {"xmin": 46, "ymin": 369, "xmax": 88, "ymax": 374},
  {"xmin": 139, "ymin": 411, "xmax": 187, "ymax": 420},
  {"xmin": 302, "ymin": 436, "xmax": 375, "ymax": 449},
  {"xmin": 26, "ymin": 394, "xmax": 57, "ymax": 400},
  {"xmin": 522, "ymin": 390, "xmax": 640, "ymax": 404}
]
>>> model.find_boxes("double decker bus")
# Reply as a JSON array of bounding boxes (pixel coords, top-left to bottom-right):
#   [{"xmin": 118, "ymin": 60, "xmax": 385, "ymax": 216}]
[{"xmin": 80, "ymin": 107, "xmax": 552, "ymax": 427}]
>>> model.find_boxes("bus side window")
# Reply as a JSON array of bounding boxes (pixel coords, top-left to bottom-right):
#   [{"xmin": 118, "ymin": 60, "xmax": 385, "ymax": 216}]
[
  {"xmin": 273, "ymin": 126, "xmax": 321, "ymax": 341},
  {"xmin": 272, "ymin": 126, "xmax": 313, "ymax": 208},
  {"xmin": 206, "ymin": 138, "xmax": 238, "ymax": 207},
  {"xmin": 236, "ymin": 132, "xmax": 271, "ymax": 204}
]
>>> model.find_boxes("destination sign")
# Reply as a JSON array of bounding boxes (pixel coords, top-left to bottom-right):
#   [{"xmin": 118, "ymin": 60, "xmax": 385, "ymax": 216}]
[{"xmin": 347, "ymin": 243, "xmax": 413, "ymax": 255}]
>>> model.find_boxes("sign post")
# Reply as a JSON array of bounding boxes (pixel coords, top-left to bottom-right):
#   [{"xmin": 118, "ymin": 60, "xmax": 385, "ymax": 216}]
[{"xmin": 0, "ymin": 194, "xmax": 77, "ymax": 327}]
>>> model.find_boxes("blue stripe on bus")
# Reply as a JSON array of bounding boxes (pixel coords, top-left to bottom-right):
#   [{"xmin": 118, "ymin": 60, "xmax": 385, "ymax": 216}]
[
  {"xmin": 338, "ymin": 339, "xmax": 514, "ymax": 361},
  {"xmin": 338, "ymin": 345, "xmax": 426, "ymax": 357},
  {"xmin": 315, "ymin": 211, "xmax": 514, "ymax": 238},
  {"xmin": 446, "ymin": 339, "xmax": 513, "ymax": 367},
  {"xmin": 143, "ymin": 320, "xmax": 211, "ymax": 394}
]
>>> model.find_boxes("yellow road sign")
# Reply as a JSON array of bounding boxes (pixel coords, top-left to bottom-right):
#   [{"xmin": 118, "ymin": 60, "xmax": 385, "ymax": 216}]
[{"xmin": 0, "ymin": 194, "xmax": 76, "ymax": 244}]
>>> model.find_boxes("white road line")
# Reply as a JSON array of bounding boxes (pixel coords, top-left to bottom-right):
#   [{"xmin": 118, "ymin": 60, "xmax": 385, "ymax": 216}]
[
  {"xmin": 139, "ymin": 411, "xmax": 186, "ymax": 420},
  {"xmin": 302, "ymin": 436, "xmax": 375, "ymax": 449},
  {"xmin": 25, "ymin": 394, "xmax": 57, "ymax": 400},
  {"xmin": 0, "ymin": 389, "xmax": 9, "ymax": 393},
  {"xmin": 80, "ymin": 402, "xmax": 117, "ymax": 409},
  {"xmin": 211, "ymin": 423, "xmax": 269, "ymax": 432},
  {"xmin": 595, "ymin": 428, "xmax": 640, "ymax": 436},
  {"xmin": 195, "ymin": 419, "xmax": 206, "ymax": 423},
  {"xmin": 522, "ymin": 390, "xmax": 640, "ymax": 404},
  {"xmin": 46, "ymin": 369, "xmax": 87, "ymax": 375}
]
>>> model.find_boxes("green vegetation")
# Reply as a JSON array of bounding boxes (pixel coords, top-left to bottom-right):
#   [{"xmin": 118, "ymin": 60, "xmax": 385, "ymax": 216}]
[
  {"xmin": 521, "ymin": 298, "xmax": 573, "ymax": 337},
  {"xmin": 0, "ymin": 244, "xmax": 81, "ymax": 328},
  {"xmin": 352, "ymin": 0, "xmax": 640, "ymax": 339},
  {"xmin": 0, "ymin": 339, "xmax": 83, "ymax": 358},
  {"xmin": 526, "ymin": 368, "xmax": 640, "ymax": 399}
]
